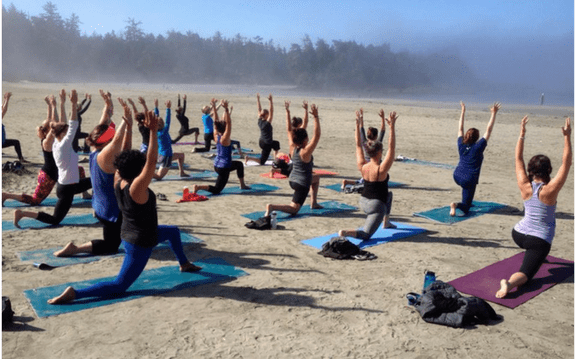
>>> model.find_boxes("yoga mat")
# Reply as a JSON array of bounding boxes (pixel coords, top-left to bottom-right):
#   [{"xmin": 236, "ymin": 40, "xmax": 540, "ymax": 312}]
[
  {"xmin": 17, "ymin": 231, "xmax": 203, "ymax": 268},
  {"xmin": 324, "ymin": 181, "xmax": 405, "ymax": 193},
  {"xmin": 24, "ymin": 257, "xmax": 248, "ymax": 318},
  {"xmin": 413, "ymin": 201, "xmax": 507, "ymax": 225},
  {"xmin": 173, "ymin": 141, "xmax": 205, "ymax": 146},
  {"xmin": 176, "ymin": 183, "xmax": 280, "ymax": 197},
  {"xmin": 301, "ymin": 222, "xmax": 427, "ymax": 249},
  {"xmin": 242, "ymin": 200, "xmax": 357, "ymax": 222},
  {"xmin": 260, "ymin": 172, "xmax": 287, "ymax": 179},
  {"xmin": 395, "ymin": 155, "xmax": 456, "ymax": 170},
  {"xmin": 245, "ymin": 159, "xmax": 273, "ymax": 166},
  {"xmin": 313, "ymin": 169, "xmax": 338, "ymax": 176},
  {"xmin": 448, "ymin": 253, "xmax": 574, "ymax": 309},
  {"xmin": 2, "ymin": 213, "xmax": 99, "ymax": 232},
  {"xmin": 3, "ymin": 196, "xmax": 92, "ymax": 208},
  {"xmin": 152, "ymin": 170, "xmax": 217, "ymax": 182},
  {"xmin": 156, "ymin": 163, "xmax": 192, "ymax": 170}
]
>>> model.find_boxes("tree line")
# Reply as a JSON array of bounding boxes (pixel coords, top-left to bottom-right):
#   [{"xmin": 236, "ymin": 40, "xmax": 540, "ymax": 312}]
[{"xmin": 3, "ymin": 2, "xmax": 477, "ymax": 93}]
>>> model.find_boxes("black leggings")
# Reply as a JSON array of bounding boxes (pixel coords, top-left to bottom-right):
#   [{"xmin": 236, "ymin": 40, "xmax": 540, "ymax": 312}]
[
  {"xmin": 172, "ymin": 128, "xmax": 199, "ymax": 144},
  {"xmin": 3, "ymin": 139, "xmax": 24, "ymax": 160},
  {"xmin": 259, "ymin": 139, "xmax": 280, "ymax": 165},
  {"xmin": 512, "ymin": 228, "xmax": 552, "ymax": 280},
  {"xmin": 194, "ymin": 133, "xmax": 214, "ymax": 152},
  {"xmin": 36, "ymin": 178, "xmax": 92, "ymax": 225},
  {"xmin": 208, "ymin": 161, "xmax": 244, "ymax": 194},
  {"xmin": 91, "ymin": 213, "xmax": 123, "ymax": 255}
]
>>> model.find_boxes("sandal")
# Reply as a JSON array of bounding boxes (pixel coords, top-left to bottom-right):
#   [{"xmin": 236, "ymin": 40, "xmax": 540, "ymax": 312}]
[{"xmin": 157, "ymin": 193, "xmax": 168, "ymax": 201}]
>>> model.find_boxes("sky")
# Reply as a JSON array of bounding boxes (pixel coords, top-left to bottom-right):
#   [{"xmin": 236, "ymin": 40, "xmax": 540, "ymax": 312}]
[{"xmin": 5, "ymin": 0, "xmax": 575, "ymax": 97}]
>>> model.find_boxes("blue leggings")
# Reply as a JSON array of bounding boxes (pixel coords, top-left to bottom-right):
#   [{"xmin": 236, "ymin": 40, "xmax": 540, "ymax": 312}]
[
  {"xmin": 453, "ymin": 173, "xmax": 477, "ymax": 214},
  {"xmin": 75, "ymin": 225, "xmax": 189, "ymax": 299}
]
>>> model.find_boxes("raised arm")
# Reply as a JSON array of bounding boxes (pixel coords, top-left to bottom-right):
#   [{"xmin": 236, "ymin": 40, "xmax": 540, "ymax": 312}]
[
  {"xmin": 127, "ymin": 98, "xmax": 138, "ymax": 116},
  {"xmin": 285, "ymin": 101, "xmax": 294, "ymax": 143},
  {"xmin": 355, "ymin": 110, "xmax": 367, "ymax": 171},
  {"xmin": 78, "ymin": 94, "xmax": 91, "ymax": 115},
  {"xmin": 98, "ymin": 90, "xmax": 112, "ymax": 126},
  {"xmin": 40, "ymin": 96, "xmax": 53, "ymax": 129},
  {"xmin": 118, "ymin": 98, "xmax": 132, "ymax": 151},
  {"xmin": 379, "ymin": 111, "xmax": 397, "ymax": 175},
  {"xmin": 377, "ymin": 109, "xmax": 386, "ymax": 142},
  {"xmin": 483, "ymin": 102, "xmax": 501, "ymax": 141},
  {"xmin": 220, "ymin": 100, "xmax": 232, "ymax": 145},
  {"xmin": 59, "ymin": 89, "xmax": 67, "ymax": 123},
  {"xmin": 182, "ymin": 94, "xmax": 187, "ymax": 115},
  {"xmin": 256, "ymin": 93, "xmax": 263, "ymax": 117},
  {"xmin": 300, "ymin": 104, "xmax": 321, "ymax": 162},
  {"xmin": 267, "ymin": 94, "xmax": 274, "ymax": 123},
  {"xmin": 164, "ymin": 100, "xmax": 172, "ymax": 131},
  {"xmin": 302, "ymin": 100, "xmax": 309, "ymax": 129},
  {"xmin": 544, "ymin": 118, "xmax": 572, "ymax": 199},
  {"xmin": 130, "ymin": 110, "xmax": 159, "ymax": 204},
  {"xmin": 358, "ymin": 108, "xmax": 367, "ymax": 143},
  {"xmin": 97, "ymin": 98, "xmax": 133, "ymax": 173},
  {"xmin": 210, "ymin": 98, "xmax": 219, "ymax": 123},
  {"xmin": 457, "ymin": 101, "xmax": 465, "ymax": 138},
  {"xmin": 515, "ymin": 116, "xmax": 531, "ymax": 199},
  {"xmin": 2, "ymin": 92, "xmax": 12, "ymax": 118}
]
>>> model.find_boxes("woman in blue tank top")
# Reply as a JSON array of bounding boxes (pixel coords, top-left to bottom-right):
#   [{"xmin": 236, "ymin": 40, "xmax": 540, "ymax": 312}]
[{"xmin": 496, "ymin": 116, "xmax": 572, "ymax": 298}]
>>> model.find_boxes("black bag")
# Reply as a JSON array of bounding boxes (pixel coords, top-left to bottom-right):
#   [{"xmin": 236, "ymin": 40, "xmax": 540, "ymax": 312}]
[
  {"xmin": 2, "ymin": 296, "xmax": 14, "ymax": 324},
  {"xmin": 319, "ymin": 236, "xmax": 361, "ymax": 259},
  {"xmin": 245, "ymin": 216, "xmax": 271, "ymax": 230}
]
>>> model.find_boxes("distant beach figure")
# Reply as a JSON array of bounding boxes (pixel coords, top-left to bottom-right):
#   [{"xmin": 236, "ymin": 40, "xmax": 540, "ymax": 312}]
[
  {"xmin": 191, "ymin": 99, "xmax": 250, "ymax": 195},
  {"xmin": 13, "ymin": 89, "xmax": 92, "ymax": 228},
  {"xmin": 338, "ymin": 109, "xmax": 397, "ymax": 240},
  {"xmin": 2, "ymin": 92, "xmax": 27, "ymax": 162},
  {"xmin": 263, "ymin": 103, "xmax": 322, "ymax": 217},
  {"xmin": 47, "ymin": 109, "xmax": 201, "ymax": 305},
  {"xmin": 171, "ymin": 94, "xmax": 200, "ymax": 144},
  {"xmin": 244, "ymin": 93, "xmax": 280, "ymax": 165},
  {"xmin": 153, "ymin": 99, "xmax": 188, "ymax": 180},
  {"xmin": 450, "ymin": 101, "xmax": 501, "ymax": 216},
  {"xmin": 496, "ymin": 116, "xmax": 572, "ymax": 298},
  {"xmin": 540, "ymin": 93, "xmax": 545, "ymax": 106}
]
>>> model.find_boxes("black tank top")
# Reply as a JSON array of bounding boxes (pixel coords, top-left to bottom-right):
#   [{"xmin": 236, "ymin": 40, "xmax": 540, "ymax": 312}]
[
  {"xmin": 362, "ymin": 170, "xmax": 389, "ymax": 203},
  {"xmin": 115, "ymin": 182, "xmax": 158, "ymax": 248},
  {"xmin": 40, "ymin": 140, "xmax": 58, "ymax": 181}
]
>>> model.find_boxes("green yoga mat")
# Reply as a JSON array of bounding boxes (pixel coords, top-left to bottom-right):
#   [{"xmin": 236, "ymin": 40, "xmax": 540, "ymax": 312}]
[
  {"xmin": 2, "ymin": 213, "xmax": 99, "ymax": 232},
  {"xmin": 17, "ymin": 231, "xmax": 203, "ymax": 269},
  {"xmin": 3, "ymin": 196, "xmax": 92, "ymax": 208},
  {"xmin": 242, "ymin": 200, "xmax": 357, "ymax": 222},
  {"xmin": 413, "ymin": 201, "xmax": 507, "ymax": 225},
  {"xmin": 24, "ymin": 257, "xmax": 248, "ymax": 318}
]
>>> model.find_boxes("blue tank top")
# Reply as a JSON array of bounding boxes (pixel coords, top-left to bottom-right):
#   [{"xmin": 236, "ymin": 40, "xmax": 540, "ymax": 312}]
[
  {"xmin": 213, "ymin": 135, "xmax": 232, "ymax": 168},
  {"xmin": 90, "ymin": 151, "xmax": 120, "ymax": 222},
  {"xmin": 514, "ymin": 182, "xmax": 556, "ymax": 244}
]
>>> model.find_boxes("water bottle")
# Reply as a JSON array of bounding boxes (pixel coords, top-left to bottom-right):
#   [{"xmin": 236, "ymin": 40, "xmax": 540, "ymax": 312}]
[
  {"xmin": 183, "ymin": 186, "xmax": 189, "ymax": 199},
  {"xmin": 423, "ymin": 270, "xmax": 436, "ymax": 291},
  {"xmin": 270, "ymin": 211, "xmax": 278, "ymax": 229}
]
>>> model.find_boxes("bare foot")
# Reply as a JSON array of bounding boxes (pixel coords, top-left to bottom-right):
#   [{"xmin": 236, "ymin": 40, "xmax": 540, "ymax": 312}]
[
  {"xmin": 47, "ymin": 286, "xmax": 76, "ymax": 304},
  {"xmin": 192, "ymin": 184, "xmax": 199, "ymax": 194},
  {"xmin": 54, "ymin": 242, "xmax": 78, "ymax": 257},
  {"xmin": 384, "ymin": 222, "xmax": 397, "ymax": 229},
  {"xmin": 180, "ymin": 172, "xmax": 190, "ymax": 178},
  {"xmin": 449, "ymin": 203, "xmax": 457, "ymax": 217},
  {"xmin": 338, "ymin": 230, "xmax": 348, "ymax": 237},
  {"xmin": 495, "ymin": 279, "xmax": 509, "ymax": 298},
  {"xmin": 181, "ymin": 262, "xmax": 202, "ymax": 273},
  {"xmin": 241, "ymin": 185, "xmax": 251, "ymax": 190},
  {"xmin": 13, "ymin": 209, "xmax": 23, "ymax": 228},
  {"xmin": 82, "ymin": 191, "xmax": 92, "ymax": 200},
  {"xmin": 311, "ymin": 203, "xmax": 324, "ymax": 210}
]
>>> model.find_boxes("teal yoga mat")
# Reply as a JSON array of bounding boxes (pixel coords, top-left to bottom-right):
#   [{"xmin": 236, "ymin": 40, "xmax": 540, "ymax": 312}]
[
  {"xmin": 2, "ymin": 213, "xmax": 99, "ymax": 232},
  {"xmin": 395, "ymin": 156, "xmax": 456, "ymax": 170},
  {"xmin": 413, "ymin": 201, "xmax": 507, "ymax": 225},
  {"xmin": 152, "ymin": 170, "xmax": 217, "ymax": 182},
  {"xmin": 3, "ymin": 196, "xmax": 92, "ymax": 208},
  {"xmin": 176, "ymin": 183, "xmax": 280, "ymax": 197},
  {"xmin": 242, "ymin": 200, "xmax": 357, "ymax": 222},
  {"xmin": 324, "ymin": 182, "xmax": 405, "ymax": 193},
  {"xmin": 24, "ymin": 257, "xmax": 248, "ymax": 318},
  {"xmin": 301, "ymin": 222, "xmax": 427, "ymax": 249},
  {"xmin": 17, "ymin": 232, "xmax": 203, "ymax": 269}
]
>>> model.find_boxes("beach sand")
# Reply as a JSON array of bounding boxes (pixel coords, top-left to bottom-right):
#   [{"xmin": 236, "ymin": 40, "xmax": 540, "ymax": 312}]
[{"xmin": 2, "ymin": 81, "xmax": 573, "ymax": 358}]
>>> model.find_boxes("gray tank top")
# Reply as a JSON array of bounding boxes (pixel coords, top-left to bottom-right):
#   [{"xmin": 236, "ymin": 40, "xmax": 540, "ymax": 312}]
[
  {"xmin": 289, "ymin": 147, "xmax": 313, "ymax": 187},
  {"xmin": 514, "ymin": 182, "xmax": 556, "ymax": 244}
]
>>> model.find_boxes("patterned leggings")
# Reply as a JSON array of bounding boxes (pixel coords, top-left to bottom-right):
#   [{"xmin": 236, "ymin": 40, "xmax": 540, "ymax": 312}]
[{"xmin": 20, "ymin": 167, "xmax": 87, "ymax": 205}]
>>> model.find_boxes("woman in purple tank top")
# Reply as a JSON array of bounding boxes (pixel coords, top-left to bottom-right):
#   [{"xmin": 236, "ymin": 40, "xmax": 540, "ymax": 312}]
[{"xmin": 496, "ymin": 116, "xmax": 572, "ymax": 298}]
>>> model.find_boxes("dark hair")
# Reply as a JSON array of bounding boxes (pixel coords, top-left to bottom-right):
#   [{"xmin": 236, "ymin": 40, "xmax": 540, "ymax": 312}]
[
  {"xmin": 135, "ymin": 112, "xmax": 145, "ymax": 124},
  {"xmin": 114, "ymin": 150, "xmax": 146, "ymax": 181},
  {"xmin": 367, "ymin": 127, "xmax": 378, "ymax": 141},
  {"xmin": 291, "ymin": 117, "xmax": 303, "ymax": 128},
  {"xmin": 86, "ymin": 124, "xmax": 109, "ymax": 147},
  {"xmin": 261, "ymin": 109, "xmax": 269, "ymax": 118},
  {"xmin": 214, "ymin": 120, "xmax": 226, "ymax": 134},
  {"xmin": 364, "ymin": 140, "xmax": 383, "ymax": 158},
  {"xmin": 51, "ymin": 123, "xmax": 69, "ymax": 138},
  {"xmin": 527, "ymin": 154, "xmax": 552, "ymax": 184},
  {"xmin": 463, "ymin": 128, "xmax": 480, "ymax": 145},
  {"xmin": 292, "ymin": 128, "xmax": 308, "ymax": 146}
]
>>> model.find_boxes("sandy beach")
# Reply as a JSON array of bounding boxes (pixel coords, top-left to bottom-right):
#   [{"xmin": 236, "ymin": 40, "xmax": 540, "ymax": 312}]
[{"xmin": 2, "ymin": 81, "xmax": 573, "ymax": 359}]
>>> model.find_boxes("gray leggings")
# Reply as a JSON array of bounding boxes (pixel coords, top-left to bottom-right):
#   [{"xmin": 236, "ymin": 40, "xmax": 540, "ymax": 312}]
[{"xmin": 355, "ymin": 192, "xmax": 393, "ymax": 240}]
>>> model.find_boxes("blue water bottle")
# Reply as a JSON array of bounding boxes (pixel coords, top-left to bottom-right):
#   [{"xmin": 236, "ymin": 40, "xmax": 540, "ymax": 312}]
[{"xmin": 423, "ymin": 270, "xmax": 436, "ymax": 291}]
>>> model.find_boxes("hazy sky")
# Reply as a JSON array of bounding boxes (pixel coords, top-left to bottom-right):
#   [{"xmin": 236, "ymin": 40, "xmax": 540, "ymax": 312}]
[{"xmin": 7, "ymin": 0, "xmax": 575, "ymax": 95}]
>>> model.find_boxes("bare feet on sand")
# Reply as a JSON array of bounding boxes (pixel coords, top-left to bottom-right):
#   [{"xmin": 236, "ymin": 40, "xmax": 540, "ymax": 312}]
[
  {"xmin": 181, "ymin": 262, "xmax": 202, "ymax": 273},
  {"xmin": 48, "ymin": 286, "xmax": 76, "ymax": 304},
  {"xmin": 13, "ymin": 209, "xmax": 24, "ymax": 228},
  {"xmin": 449, "ymin": 202, "xmax": 457, "ymax": 216},
  {"xmin": 495, "ymin": 279, "xmax": 509, "ymax": 298},
  {"xmin": 54, "ymin": 242, "xmax": 78, "ymax": 257}
]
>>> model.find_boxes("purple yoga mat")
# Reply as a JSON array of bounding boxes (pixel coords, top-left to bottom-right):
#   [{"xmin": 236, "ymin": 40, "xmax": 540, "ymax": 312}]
[{"xmin": 448, "ymin": 253, "xmax": 574, "ymax": 309}]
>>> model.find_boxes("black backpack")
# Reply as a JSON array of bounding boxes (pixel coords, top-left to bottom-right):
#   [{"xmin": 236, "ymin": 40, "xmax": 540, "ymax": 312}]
[
  {"xmin": 2, "ymin": 297, "xmax": 14, "ymax": 325},
  {"xmin": 319, "ymin": 236, "xmax": 361, "ymax": 259},
  {"xmin": 245, "ymin": 216, "xmax": 271, "ymax": 230}
]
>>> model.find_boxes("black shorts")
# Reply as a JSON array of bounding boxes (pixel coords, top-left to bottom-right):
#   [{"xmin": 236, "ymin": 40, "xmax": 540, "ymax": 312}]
[{"xmin": 289, "ymin": 181, "xmax": 310, "ymax": 206}]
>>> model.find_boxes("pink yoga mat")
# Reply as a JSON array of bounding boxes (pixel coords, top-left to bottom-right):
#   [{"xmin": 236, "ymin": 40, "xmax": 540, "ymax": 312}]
[{"xmin": 449, "ymin": 253, "xmax": 573, "ymax": 309}]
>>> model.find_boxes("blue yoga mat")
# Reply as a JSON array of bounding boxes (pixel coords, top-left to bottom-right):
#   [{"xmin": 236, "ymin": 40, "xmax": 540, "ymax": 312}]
[
  {"xmin": 413, "ymin": 201, "xmax": 507, "ymax": 225},
  {"xmin": 3, "ymin": 196, "xmax": 92, "ymax": 208},
  {"xmin": 156, "ymin": 162, "xmax": 192, "ymax": 170},
  {"xmin": 2, "ymin": 213, "xmax": 99, "ymax": 232},
  {"xmin": 24, "ymin": 257, "xmax": 248, "ymax": 318},
  {"xmin": 17, "ymin": 231, "xmax": 203, "ymax": 268},
  {"xmin": 176, "ymin": 183, "xmax": 280, "ymax": 197},
  {"xmin": 324, "ymin": 182, "xmax": 405, "ymax": 193},
  {"xmin": 301, "ymin": 222, "xmax": 427, "ymax": 249},
  {"xmin": 242, "ymin": 200, "xmax": 357, "ymax": 222},
  {"xmin": 152, "ymin": 170, "xmax": 217, "ymax": 182}
]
